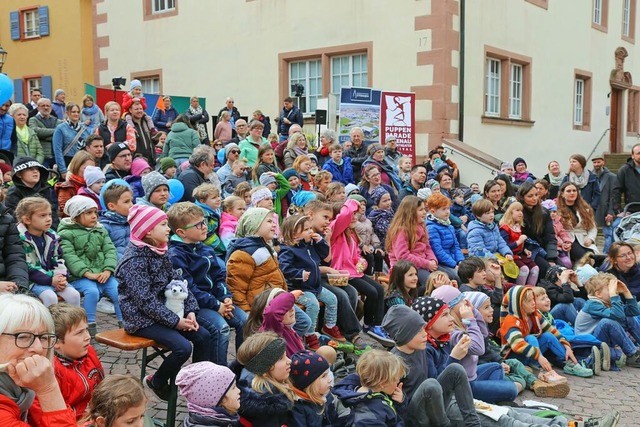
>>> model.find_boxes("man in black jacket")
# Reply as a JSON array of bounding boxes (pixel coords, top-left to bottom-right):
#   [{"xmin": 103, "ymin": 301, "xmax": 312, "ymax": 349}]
[
  {"xmin": 344, "ymin": 127, "xmax": 369, "ymax": 182},
  {"xmin": 398, "ymin": 164, "xmax": 427, "ymax": 201},
  {"xmin": 592, "ymin": 155, "xmax": 619, "ymax": 253},
  {"xmin": 277, "ymin": 97, "xmax": 303, "ymax": 141},
  {"xmin": 178, "ymin": 145, "xmax": 216, "ymax": 202},
  {"xmin": 614, "ymin": 143, "xmax": 640, "ymax": 215}
]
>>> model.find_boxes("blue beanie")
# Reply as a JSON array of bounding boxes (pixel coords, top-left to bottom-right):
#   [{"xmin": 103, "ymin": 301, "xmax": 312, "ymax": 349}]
[
  {"xmin": 283, "ymin": 169, "xmax": 299, "ymax": 180},
  {"xmin": 292, "ymin": 191, "xmax": 317, "ymax": 207}
]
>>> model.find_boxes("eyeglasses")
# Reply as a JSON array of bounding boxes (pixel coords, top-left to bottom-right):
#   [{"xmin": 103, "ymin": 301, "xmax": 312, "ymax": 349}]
[
  {"xmin": 214, "ymin": 143, "xmax": 223, "ymax": 147},
  {"xmin": 229, "ymin": 150, "xmax": 240, "ymax": 154},
  {"xmin": 616, "ymin": 252, "xmax": 635, "ymax": 259},
  {"xmin": 2, "ymin": 332, "xmax": 57, "ymax": 349},
  {"xmin": 182, "ymin": 219, "xmax": 207, "ymax": 230}
]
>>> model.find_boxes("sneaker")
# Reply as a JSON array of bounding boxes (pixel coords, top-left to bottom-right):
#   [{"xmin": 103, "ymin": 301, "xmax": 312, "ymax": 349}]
[
  {"xmin": 615, "ymin": 352, "xmax": 627, "ymax": 369},
  {"xmin": 564, "ymin": 361, "xmax": 593, "ymax": 377},
  {"xmin": 351, "ymin": 335, "xmax": 369, "ymax": 351},
  {"xmin": 626, "ymin": 350, "xmax": 640, "ymax": 368},
  {"xmin": 583, "ymin": 346, "xmax": 601, "ymax": 376},
  {"xmin": 581, "ymin": 410, "xmax": 620, "ymax": 427},
  {"xmin": 537, "ymin": 369, "xmax": 567, "ymax": 383},
  {"xmin": 145, "ymin": 375, "xmax": 171, "ymax": 401},
  {"xmin": 305, "ymin": 334, "xmax": 320, "ymax": 351},
  {"xmin": 88, "ymin": 322, "xmax": 97, "ymax": 338},
  {"xmin": 96, "ymin": 297, "xmax": 116, "ymax": 314},
  {"xmin": 366, "ymin": 326, "xmax": 395, "ymax": 347},
  {"xmin": 322, "ymin": 325, "xmax": 346, "ymax": 342},
  {"xmin": 531, "ymin": 380, "xmax": 570, "ymax": 398},
  {"xmin": 600, "ymin": 342, "xmax": 611, "ymax": 371}
]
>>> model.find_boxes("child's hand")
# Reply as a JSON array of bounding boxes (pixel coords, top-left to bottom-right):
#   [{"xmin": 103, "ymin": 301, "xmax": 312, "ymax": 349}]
[
  {"xmin": 501, "ymin": 362, "xmax": 511, "ymax": 373},
  {"xmin": 375, "ymin": 248, "xmax": 385, "ymax": 256},
  {"xmin": 487, "ymin": 262, "xmax": 502, "ymax": 277},
  {"xmin": 302, "ymin": 271, "xmax": 311, "ymax": 281},
  {"xmin": 505, "ymin": 254, "xmax": 513, "ymax": 262},
  {"xmin": 459, "ymin": 215, "xmax": 468, "ymax": 224},
  {"xmin": 559, "ymin": 269, "xmax": 572, "ymax": 284},
  {"xmin": 517, "ymin": 235, "xmax": 527, "ymax": 245},
  {"xmin": 84, "ymin": 272, "xmax": 98, "ymax": 281},
  {"xmin": 311, "ymin": 232, "xmax": 322, "ymax": 243},
  {"xmin": 390, "ymin": 382, "xmax": 404, "ymax": 404},
  {"xmin": 562, "ymin": 242, "xmax": 572, "ymax": 251},
  {"xmin": 524, "ymin": 249, "xmax": 532, "ymax": 258},
  {"xmin": 450, "ymin": 279, "xmax": 458, "ymax": 288},
  {"xmin": 290, "ymin": 290, "xmax": 304, "ymax": 299},
  {"xmin": 186, "ymin": 312, "xmax": 199, "ymax": 331},
  {"xmin": 537, "ymin": 354, "xmax": 552, "ymax": 372},
  {"xmin": 52, "ymin": 275, "xmax": 67, "ymax": 291},
  {"xmin": 0, "ymin": 281, "xmax": 17, "ymax": 293},
  {"xmin": 461, "ymin": 224, "xmax": 467, "ymax": 232},
  {"xmin": 458, "ymin": 300, "xmax": 474, "ymax": 320},
  {"xmin": 323, "ymin": 227, "xmax": 333, "ymax": 243},
  {"xmin": 564, "ymin": 345, "xmax": 578, "ymax": 365},
  {"xmin": 450, "ymin": 334, "xmax": 470, "ymax": 359},
  {"xmin": 362, "ymin": 244, "xmax": 373, "ymax": 254},
  {"xmin": 427, "ymin": 260, "xmax": 438, "ymax": 272},
  {"xmin": 176, "ymin": 318, "xmax": 195, "ymax": 331},
  {"xmin": 96, "ymin": 271, "xmax": 111, "ymax": 284},
  {"xmin": 609, "ymin": 279, "xmax": 619, "ymax": 296}
]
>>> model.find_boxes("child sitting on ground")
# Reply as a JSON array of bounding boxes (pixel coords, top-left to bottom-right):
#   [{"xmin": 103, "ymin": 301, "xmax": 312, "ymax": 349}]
[
  {"xmin": 125, "ymin": 157, "xmax": 153, "ymax": 200},
  {"xmin": 325, "ymin": 182, "xmax": 346, "ymax": 203},
  {"xmin": 397, "ymin": 156, "xmax": 412, "ymax": 184},
  {"xmin": 58, "ymin": 196, "xmax": 122, "ymax": 336},
  {"xmin": 426, "ymin": 193, "xmax": 464, "ymax": 282},
  {"xmin": 219, "ymin": 195, "xmax": 246, "ymax": 248},
  {"xmin": 77, "ymin": 166, "xmax": 105, "ymax": 209},
  {"xmin": 233, "ymin": 181, "xmax": 252, "ymax": 205},
  {"xmin": 538, "ymin": 265, "xmax": 587, "ymax": 325},
  {"xmin": 333, "ymin": 349, "xmax": 407, "ymax": 427},
  {"xmin": 137, "ymin": 171, "xmax": 169, "ymax": 210},
  {"xmin": 574, "ymin": 272, "xmax": 640, "ymax": 368},
  {"xmin": 467, "ymin": 198, "xmax": 514, "ymax": 259},
  {"xmin": 99, "ymin": 181, "xmax": 133, "ymax": 260},
  {"xmin": 367, "ymin": 186, "xmax": 395, "ymax": 249},
  {"xmin": 384, "ymin": 260, "xmax": 419, "ymax": 311},
  {"xmin": 16, "ymin": 197, "xmax": 80, "ymax": 307},
  {"xmin": 424, "ymin": 271, "xmax": 455, "ymax": 295},
  {"xmin": 192, "ymin": 183, "xmax": 225, "ymax": 257},
  {"xmin": 176, "ymin": 361, "xmax": 241, "ymax": 426},
  {"xmin": 223, "ymin": 159, "xmax": 249, "ymax": 198},
  {"xmin": 251, "ymin": 185, "xmax": 281, "ymax": 242}
]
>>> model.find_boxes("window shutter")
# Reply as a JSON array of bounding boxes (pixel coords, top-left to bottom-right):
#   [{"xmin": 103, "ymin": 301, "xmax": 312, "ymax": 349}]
[
  {"xmin": 10, "ymin": 11, "xmax": 20, "ymax": 40},
  {"xmin": 38, "ymin": 6, "xmax": 49, "ymax": 36},
  {"xmin": 13, "ymin": 79, "xmax": 24, "ymax": 104},
  {"xmin": 41, "ymin": 76, "xmax": 52, "ymax": 99}
]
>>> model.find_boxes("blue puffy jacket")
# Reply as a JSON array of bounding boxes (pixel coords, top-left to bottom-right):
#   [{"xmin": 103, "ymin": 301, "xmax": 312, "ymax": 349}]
[
  {"xmin": 100, "ymin": 211, "xmax": 130, "ymax": 260},
  {"xmin": 467, "ymin": 220, "xmax": 513, "ymax": 257},
  {"xmin": 279, "ymin": 238, "xmax": 330, "ymax": 294},
  {"xmin": 0, "ymin": 113, "xmax": 15, "ymax": 152},
  {"xmin": 427, "ymin": 216, "xmax": 464, "ymax": 268},
  {"xmin": 322, "ymin": 158, "xmax": 354, "ymax": 185}
]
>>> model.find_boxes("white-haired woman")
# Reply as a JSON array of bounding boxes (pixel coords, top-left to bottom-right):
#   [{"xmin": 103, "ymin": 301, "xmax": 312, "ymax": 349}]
[
  {"xmin": 10, "ymin": 104, "xmax": 44, "ymax": 164},
  {"xmin": 0, "ymin": 294, "xmax": 75, "ymax": 425}
]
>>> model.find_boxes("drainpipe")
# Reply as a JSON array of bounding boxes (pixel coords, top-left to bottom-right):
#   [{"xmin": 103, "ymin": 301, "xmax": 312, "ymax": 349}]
[{"xmin": 458, "ymin": 0, "xmax": 465, "ymax": 141}]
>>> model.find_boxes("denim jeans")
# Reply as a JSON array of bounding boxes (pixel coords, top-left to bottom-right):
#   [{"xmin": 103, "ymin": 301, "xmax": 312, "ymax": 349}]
[
  {"xmin": 508, "ymin": 332, "xmax": 566, "ymax": 367},
  {"xmin": 295, "ymin": 288, "xmax": 338, "ymax": 332},
  {"xmin": 550, "ymin": 303, "xmax": 578, "ymax": 325},
  {"xmin": 622, "ymin": 315, "xmax": 640, "ymax": 344},
  {"xmin": 71, "ymin": 277, "xmax": 122, "ymax": 323},
  {"xmin": 134, "ymin": 322, "xmax": 212, "ymax": 386},
  {"xmin": 32, "ymin": 284, "xmax": 81, "ymax": 307},
  {"xmin": 293, "ymin": 305, "xmax": 313, "ymax": 336},
  {"xmin": 321, "ymin": 282, "xmax": 361, "ymax": 340},
  {"xmin": 455, "ymin": 227, "xmax": 468, "ymax": 250},
  {"xmin": 469, "ymin": 362, "xmax": 518, "ymax": 404},
  {"xmin": 593, "ymin": 318, "xmax": 638, "ymax": 355},
  {"xmin": 603, "ymin": 217, "xmax": 622, "ymax": 254},
  {"xmin": 197, "ymin": 305, "xmax": 247, "ymax": 366}
]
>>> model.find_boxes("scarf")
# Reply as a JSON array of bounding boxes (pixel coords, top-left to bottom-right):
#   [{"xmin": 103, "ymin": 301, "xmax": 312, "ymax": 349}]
[
  {"xmin": 569, "ymin": 168, "xmax": 590, "ymax": 189},
  {"xmin": 130, "ymin": 236, "xmax": 168, "ymax": 255},
  {"xmin": 319, "ymin": 146, "xmax": 330, "ymax": 157},
  {"xmin": 293, "ymin": 146, "xmax": 308, "ymax": 157},
  {"xmin": 513, "ymin": 171, "xmax": 529, "ymax": 182},
  {"xmin": 188, "ymin": 105, "xmax": 207, "ymax": 140},
  {"xmin": 547, "ymin": 172, "xmax": 564, "ymax": 187},
  {"xmin": 334, "ymin": 158, "xmax": 344, "ymax": 166},
  {"xmin": 0, "ymin": 373, "xmax": 36, "ymax": 422},
  {"xmin": 66, "ymin": 119, "xmax": 80, "ymax": 131},
  {"xmin": 426, "ymin": 331, "xmax": 450, "ymax": 350},
  {"xmin": 427, "ymin": 213, "xmax": 451, "ymax": 226},
  {"xmin": 587, "ymin": 294, "xmax": 611, "ymax": 308},
  {"xmin": 82, "ymin": 104, "xmax": 99, "ymax": 116}
]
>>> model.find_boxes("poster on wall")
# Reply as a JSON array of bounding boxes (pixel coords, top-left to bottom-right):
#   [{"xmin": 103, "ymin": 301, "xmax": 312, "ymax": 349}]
[{"xmin": 338, "ymin": 87, "xmax": 415, "ymax": 159}]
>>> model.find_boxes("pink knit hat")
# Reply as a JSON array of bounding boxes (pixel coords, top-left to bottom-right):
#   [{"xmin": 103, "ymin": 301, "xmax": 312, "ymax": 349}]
[
  {"xmin": 176, "ymin": 362, "xmax": 236, "ymax": 416},
  {"xmin": 131, "ymin": 157, "xmax": 152, "ymax": 177},
  {"xmin": 127, "ymin": 204, "xmax": 167, "ymax": 241}
]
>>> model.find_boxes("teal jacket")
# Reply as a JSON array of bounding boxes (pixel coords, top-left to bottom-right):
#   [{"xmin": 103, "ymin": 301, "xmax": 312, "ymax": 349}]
[
  {"xmin": 162, "ymin": 122, "xmax": 200, "ymax": 159},
  {"xmin": 57, "ymin": 219, "xmax": 118, "ymax": 281},
  {"xmin": 238, "ymin": 136, "xmax": 269, "ymax": 168}
]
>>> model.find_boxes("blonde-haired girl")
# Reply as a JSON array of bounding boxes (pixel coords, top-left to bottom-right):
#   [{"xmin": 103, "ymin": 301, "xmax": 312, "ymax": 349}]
[
  {"xmin": 499, "ymin": 201, "xmax": 540, "ymax": 285},
  {"xmin": 84, "ymin": 375, "xmax": 147, "ymax": 427}
]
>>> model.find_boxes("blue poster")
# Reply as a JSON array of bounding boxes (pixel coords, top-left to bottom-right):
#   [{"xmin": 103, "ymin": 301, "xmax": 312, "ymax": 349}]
[{"xmin": 338, "ymin": 87, "xmax": 382, "ymax": 144}]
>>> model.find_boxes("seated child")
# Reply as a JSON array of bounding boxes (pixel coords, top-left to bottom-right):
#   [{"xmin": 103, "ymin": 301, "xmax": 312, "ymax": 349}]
[
  {"xmin": 542, "ymin": 199, "xmax": 572, "ymax": 268},
  {"xmin": 424, "ymin": 270, "xmax": 455, "ymax": 296},
  {"xmin": 16, "ymin": 197, "xmax": 80, "ymax": 307},
  {"xmin": 233, "ymin": 181, "xmax": 252, "ymax": 206},
  {"xmin": 258, "ymin": 171, "xmax": 290, "ymax": 220},
  {"xmin": 58, "ymin": 196, "xmax": 122, "ymax": 336},
  {"xmin": 121, "ymin": 79, "xmax": 157, "ymax": 132},
  {"xmin": 159, "ymin": 157, "xmax": 177, "ymax": 180},
  {"xmin": 137, "ymin": 171, "xmax": 169, "ymax": 210},
  {"xmin": 458, "ymin": 256, "xmax": 503, "ymax": 335},
  {"xmin": 426, "ymin": 193, "xmax": 464, "ymax": 282},
  {"xmin": 167, "ymin": 202, "xmax": 247, "ymax": 367},
  {"xmin": 500, "ymin": 285, "xmax": 592, "ymax": 381},
  {"xmin": 351, "ymin": 194, "xmax": 384, "ymax": 276},
  {"xmin": 397, "ymin": 156, "xmax": 412, "ymax": 184},
  {"xmin": 82, "ymin": 375, "xmax": 148, "ymax": 427},
  {"xmin": 449, "ymin": 188, "xmax": 470, "ymax": 249},
  {"xmin": 192, "ymin": 183, "xmax": 225, "ymax": 257},
  {"xmin": 77, "ymin": 166, "xmax": 105, "ymax": 209},
  {"xmin": 176, "ymin": 361, "xmax": 241, "ymax": 426},
  {"xmin": 314, "ymin": 169, "xmax": 333, "ymax": 194},
  {"xmin": 279, "ymin": 214, "xmax": 344, "ymax": 350},
  {"xmin": 385, "ymin": 260, "xmax": 419, "ymax": 311},
  {"xmin": 499, "ymin": 201, "xmax": 540, "ymax": 286},
  {"xmin": 538, "ymin": 265, "xmax": 587, "ymax": 325},
  {"xmin": 283, "ymin": 168, "xmax": 302, "ymax": 209},
  {"xmin": 236, "ymin": 332, "xmax": 296, "ymax": 426},
  {"xmin": 219, "ymin": 195, "xmax": 246, "ymax": 248},
  {"xmin": 325, "ymin": 182, "xmax": 346, "ymax": 203},
  {"xmin": 293, "ymin": 155, "xmax": 314, "ymax": 191},
  {"xmin": 367, "ymin": 186, "xmax": 395, "ymax": 249},
  {"xmin": 574, "ymin": 272, "xmax": 640, "ymax": 368},
  {"xmin": 467, "ymin": 198, "xmax": 513, "ymax": 259},
  {"xmin": 333, "ymin": 349, "xmax": 407, "ymax": 427},
  {"xmin": 48, "ymin": 303, "xmax": 104, "ymax": 422},
  {"xmin": 126, "ymin": 157, "xmax": 153, "ymax": 200},
  {"xmin": 250, "ymin": 186, "xmax": 281, "ymax": 241},
  {"xmin": 222, "ymin": 159, "xmax": 249, "ymax": 198},
  {"xmin": 99, "ymin": 181, "xmax": 133, "ymax": 260},
  {"xmin": 321, "ymin": 143, "xmax": 353, "ymax": 185}
]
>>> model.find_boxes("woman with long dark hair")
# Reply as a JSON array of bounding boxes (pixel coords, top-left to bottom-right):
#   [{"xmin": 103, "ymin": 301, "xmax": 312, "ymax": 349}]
[{"xmin": 556, "ymin": 182, "xmax": 598, "ymax": 262}]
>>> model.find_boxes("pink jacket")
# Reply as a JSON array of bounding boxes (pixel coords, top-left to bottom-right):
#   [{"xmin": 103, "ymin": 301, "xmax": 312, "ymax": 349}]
[
  {"xmin": 259, "ymin": 292, "xmax": 304, "ymax": 357},
  {"xmin": 388, "ymin": 225, "xmax": 436, "ymax": 270},
  {"xmin": 330, "ymin": 199, "xmax": 363, "ymax": 278},
  {"xmin": 219, "ymin": 211, "xmax": 239, "ymax": 247},
  {"xmin": 552, "ymin": 217, "xmax": 572, "ymax": 250}
]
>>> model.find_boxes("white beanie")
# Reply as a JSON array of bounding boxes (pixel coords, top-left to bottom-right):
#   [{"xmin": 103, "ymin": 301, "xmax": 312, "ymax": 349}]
[{"xmin": 64, "ymin": 195, "xmax": 98, "ymax": 219}]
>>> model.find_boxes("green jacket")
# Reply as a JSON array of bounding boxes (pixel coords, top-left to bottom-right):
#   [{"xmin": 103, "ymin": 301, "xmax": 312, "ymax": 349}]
[
  {"xmin": 16, "ymin": 126, "xmax": 44, "ymax": 164},
  {"xmin": 273, "ymin": 173, "xmax": 291, "ymax": 219},
  {"xmin": 238, "ymin": 136, "xmax": 269, "ymax": 168},
  {"xmin": 57, "ymin": 218, "xmax": 118, "ymax": 281},
  {"xmin": 162, "ymin": 122, "xmax": 200, "ymax": 160}
]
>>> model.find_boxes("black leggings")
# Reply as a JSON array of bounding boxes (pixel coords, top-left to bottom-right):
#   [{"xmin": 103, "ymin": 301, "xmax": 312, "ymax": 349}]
[
  {"xmin": 363, "ymin": 251, "xmax": 385, "ymax": 275},
  {"xmin": 349, "ymin": 276, "xmax": 385, "ymax": 326}
]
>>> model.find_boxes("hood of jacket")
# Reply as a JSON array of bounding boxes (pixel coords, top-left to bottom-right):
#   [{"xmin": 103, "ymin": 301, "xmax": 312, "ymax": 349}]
[
  {"xmin": 99, "ymin": 210, "xmax": 128, "ymax": 226},
  {"xmin": 225, "ymin": 236, "xmax": 272, "ymax": 261},
  {"xmin": 468, "ymin": 219, "xmax": 495, "ymax": 232},
  {"xmin": 170, "ymin": 122, "xmax": 190, "ymax": 134},
  {"xmin": 332, "ymin": 373, "xmax": 369, "ymax": 406},
  {"xmin": 12, "ymin": 157, "xmax": 50, "ymax": 189}
]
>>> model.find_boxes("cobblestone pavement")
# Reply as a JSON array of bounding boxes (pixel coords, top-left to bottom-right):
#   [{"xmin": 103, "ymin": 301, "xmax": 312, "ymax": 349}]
[{"xmin": 95, "ymin": 311, "xmax": 640, "ymax": 426}]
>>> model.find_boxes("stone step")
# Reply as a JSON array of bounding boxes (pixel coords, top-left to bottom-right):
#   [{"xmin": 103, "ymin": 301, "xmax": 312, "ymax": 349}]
[{"xmin": 604, "ymin": 152, "xmax": 629, "ymax": 173}]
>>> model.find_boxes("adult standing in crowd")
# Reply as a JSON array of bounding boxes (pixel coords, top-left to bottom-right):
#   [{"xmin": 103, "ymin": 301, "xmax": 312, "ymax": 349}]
[
  {"xmin": 316, "ymin": 128, "xmax": 337, "ymax": 167},
  {"xmin": 104, "ymin": 142, "xmax": 133, "ymax": 181},
  {"xmin": 344, "ymin": 127, "xmax": 368, "ymax": 182},
  {"xmin": 562, "ymin": 154, "xmax": 600, "ymax": 211},
  {"xmin": 52, "ymin": 103, "xmax": 90, "ymax": 178},
  {"xmin": 25, "ymin": 88, "xmax": 42, "ymax": 118},
  {"xmin": 186, "ymin": 96, "xmax": 210, "ymax": 144},
  {"xmin": 591, "ymin": 154, "xmax": 619, "ymax": 253},
  {"xmin": 252, "ymin": 110, "xmax": 271, "ymax": 138},
  {"xmin": 29, "ymin": 98, "xmax": 61, "ymax": 169},
  {"xmin": 178, "ymin": 145, "xmax": 216, "ymax": 202},
  {"xmin": 12, "ymin": 104, "xmax": 44, "ymax": 164},
  {"xmin": 283, "ymin": 132, "xmax": 308, "ymax": 169},
  {"xmin": 80, "ymin": 95, "xmax": 104, "ymax": 136},
  {"xmin": 216, "ymin": 142, "xmax": 240, "ymax": 184},
  {"xmin": 51, "ymin": 89, "xmax": 66, "ymax": 120},
  {"xmin": 277, "ymin": 96, "xmax": 303, "ymax": 142},
  {"xmin": 0, "ymin": 100, "xmax": 15, "ymax": 160},
  {"xmin": 543, "ymin": 160, "xmax": 564, "ymax": 200},
  {"xmin": 384, "ymin": 136, "xmax": 402, "ymax": 165},
  {"xmin": 129, "ymin": 101, "xmax": 156, "ymax": 167},
  {"xmin": 614, "ymin": 143, "xmax": 640, "ymax": 214},
  {"xmin": 96, "ymin": 101, "xmax": 136, "ymax": 152},
  {"xmin": 398, "ymin": 164, "xmax": 426, "ymax": 201},
  {"xmin": 152, "ymin": 95, "xmax": 178, "ymax": 134},
  {"xmin": 218, "ymin": 97, "xmax": 240, "ymax": 136},
  {"xmin": 239, "ymin": 120, "xmax": 268, "ymax": 168},
  {"xmin": 214, "ymin": 111, "xmax": 233, "ymax": 143},
  {"xmin": 162, "ymin": 114, "xmax": 200, "ymax": 168},
  {"xmin": 229, "ymin": 118, "xmax": 249, "ymax": 145}
]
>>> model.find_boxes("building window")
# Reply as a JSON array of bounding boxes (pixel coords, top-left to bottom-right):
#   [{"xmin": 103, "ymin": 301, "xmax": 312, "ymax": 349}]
[
  {"xmin": 483, "ymin": 46, "xmax": 532, "ymax": 124},
  {"xmin": 26, "ymin": 77, "xmax": 41, "ymax": 95},
  {"xmin": 139, "ymin": 77, "xmax": 160, "ymax": 94},
  {"xmin": 10, "ymin": 6, "xmax": 49, "ymax": 41},
  {"xmin": 289, "ymin": 60, "xmax": 322, "ymax": 114},
  {"xmin": 624, "ymin": 0, "xmax": 631, "ymax": 35},
  {"xmin": 623, "ymin": 0, "xmax": 636, "ymax": 42},
  {"xmin": 23, "ymin": 9, "xmax": 38, "ymax": 38},
  {"xmin": 592, "ymin": 0, "xmax": 609, "ymax": 32},
  {"xmin": 153, "ymin": 0, "xmax": 175, "ymax": 13},
  {"xmin": 628, "ymin": 88, "xmax": 640, "ymax": 135},
  {"xmin": 331, "ymin": 53, "xmax": 368, "ymax": 106},
  {"xmin": 573, "ymin": 70, "xmax": 592, "ymax": 131}
]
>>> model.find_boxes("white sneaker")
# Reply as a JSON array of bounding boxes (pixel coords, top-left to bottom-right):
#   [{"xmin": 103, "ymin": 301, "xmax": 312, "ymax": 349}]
[{"xmin": 96, "ymin": 297, "xmax": 115, "ymax": 314}]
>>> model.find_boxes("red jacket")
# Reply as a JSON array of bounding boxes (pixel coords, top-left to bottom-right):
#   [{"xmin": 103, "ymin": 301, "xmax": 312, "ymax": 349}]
[{"xmin": 0, "ymin": 394, "xmax": 75, "ymax": 427}]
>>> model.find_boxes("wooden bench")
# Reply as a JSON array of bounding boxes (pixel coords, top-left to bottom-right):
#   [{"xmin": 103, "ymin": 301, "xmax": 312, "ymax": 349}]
[{"xmin": 95, "ymin": 329, "xmax": 178, "ymax": 427}]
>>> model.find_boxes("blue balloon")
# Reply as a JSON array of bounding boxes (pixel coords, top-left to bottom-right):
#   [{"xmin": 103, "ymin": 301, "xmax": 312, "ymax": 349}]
[
  {"xmin": 99, "ymin": 179, "xmax": 131, "ymax": 210},
  {"xmin": 0, "ymin": 74, "xmax": 14, "ymax": 105},
  {"xmin": 167, "ymin": 179, "xmax": 184, "ymax": 204}
]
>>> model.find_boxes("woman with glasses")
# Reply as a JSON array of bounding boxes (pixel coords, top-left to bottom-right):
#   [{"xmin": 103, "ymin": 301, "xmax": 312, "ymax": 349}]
[
  {"xmin": 608, "ymin": 242, "xmax": 640, "ymax": 300},
  {"xmin": 557, "ymin": 182, "xmax": 599, "ymax": 263},
  {"xmin": 358, "ymin": 164, "xmax": 397, "ymax": 214},
  {"xmin": 0, "ymin": 293, "xmax": 76, "ymax": 426}
]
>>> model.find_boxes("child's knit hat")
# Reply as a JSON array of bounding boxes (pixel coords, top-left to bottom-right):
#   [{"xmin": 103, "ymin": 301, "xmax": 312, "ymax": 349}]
[
  {"xmin": 130, "ymin": 79, "xmax": 142, "ymax": 91},
  {"xmin": 576, "ymin": 264, "xmax": 598, "ymax": 285},
  {"xmin": 541, "ymin": 199, "xmax": 557, "ymax": 212},
  {"xmin": 348, "ymin": 194, "xmax": 366, "ymax": 204},
  {"xmin": 426, "ymin": 179, "xmax": 440, "ymax": 191},
  {"xmin": 142, "ymin": 171, "xmax": 169, "ymax": 197},
  {"xmin": 382, "ymin": 305, "xmax": 426, "ymax": 347},
  {"xmin": 128, "ymin": 204, "xmax": 167, "ymax": 241},
  {"xmin": 545, "ymin": 265, "xmax": 566, "ymax": 283},
  {"xmin": 463, "ymin": 291, "xmax": 489, "ymax": 310},
  {"xmin": 83, "ymin": 166, "xmax": 105, "ymax": 187},
  {"xmin": 431, "ymin": 285, "xmax": 464, "ymax": 308},
  {"xmin": 344, "ymin": 183, "xmax": 359, "ymax": 197},
  {"xmin": 291, "ymin": 191, "xmax": 316, "ymax": 208},
  {"xmin": 131, "ymin": 157, "xmax": 152, "ymax": 177},
  {"xmin": 159, "ymin": 157, "xmax": 177, "ymax": 174},
  {"xmin": 290, "ymin": 350, "xmax": 329, "ymax": 391},
  {"xmin": 513, "ymin": 157, "xmax": 527, "ymax": 168},
  {"xmin": 64, "ymin": 195, "xmax": 98, "ymax": 219},
  {"xmin": 417, "ymin": 188, "xmax": 432, "ymax": 201},
  {"xmin": 282, "ymin": 168, "xmax": 299, "ymax": 181},
  {"xmin": 176, "ymin": 362, "xmax": 236, "ymax": 415},
  {"xmin": 251, "ymin": 187, "xmax": 273, "ymax": 206},
  {"xmin": 243, "ymin": 337, "xmax": 287, "ymax": 375},
  {"xmin": 259, "ymin": 174, "xmax": 277, "ymax": 187},
  {"xmin": 370, "ymin": 186, "xmax": 390, "ymax": 207},
  {"xmin": 411, "ymin": 296, "xmax": 448, "ymax": 330},
  {"xmin": 235, "ymin": 207, "xmax": 272, "ymax": 238},
  {"xmin": 0, "ymin": 162, "xmax": 12, "ymax": 176}
]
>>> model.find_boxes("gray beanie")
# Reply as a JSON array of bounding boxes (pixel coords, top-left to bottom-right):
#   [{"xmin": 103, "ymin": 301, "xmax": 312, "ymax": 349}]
[
  {"xmin": 142, "ymin": 171, "xmax": 168, "ymax": 198},
  {"xmin": 382, "ymin": 305, "xmax": 426, "ymax": 347},
  {"xmin": 64, "ymin": 195, "xmax": 98, "ymax": 219},
  {"xmin": 236, "ymin": 207, "xmax": 272, "ymax": 238}
]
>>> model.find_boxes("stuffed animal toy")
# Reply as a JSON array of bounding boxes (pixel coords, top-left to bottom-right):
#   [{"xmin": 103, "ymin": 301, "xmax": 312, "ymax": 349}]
[{"xmin": 164, "ymin": 279, "xmax": 188, "ymax": 318}]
